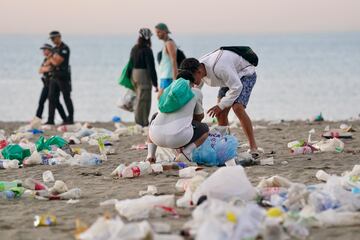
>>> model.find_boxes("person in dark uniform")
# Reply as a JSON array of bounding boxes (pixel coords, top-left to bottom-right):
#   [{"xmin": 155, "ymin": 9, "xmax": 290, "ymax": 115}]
[
  {"xmin": 35, "ymin": 43, "xmax": 67, "ymax": 122},
  {"xmin": 46, "ymin": 31, "xmax": 74, "ymax": 125}
]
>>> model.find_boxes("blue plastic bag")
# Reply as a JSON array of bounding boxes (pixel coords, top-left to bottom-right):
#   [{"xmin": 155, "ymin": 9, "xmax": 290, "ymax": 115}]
[
  {"xmin": 192, "ymin": 134, "xmax": 239, "ymax": 166},
  {"xmin": 215, "ymin": 135, "xmax": 239, "ymax": 165},
  {"xmin": 192, "ymin": 138, "xmax": 218, "ymax": 166}
]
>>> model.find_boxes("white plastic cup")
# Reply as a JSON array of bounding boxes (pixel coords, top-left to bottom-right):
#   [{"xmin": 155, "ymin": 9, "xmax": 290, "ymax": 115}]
[
  {"xmin": 315, "ymin": 170, "xmax": 330, "ymax": 182},
  {"xmin": 42, "ymin": 170, "xmax": 55, "ymax": 183}
]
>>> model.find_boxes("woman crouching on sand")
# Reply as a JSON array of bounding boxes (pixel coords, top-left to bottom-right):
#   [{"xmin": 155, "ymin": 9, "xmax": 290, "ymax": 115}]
[{"xmin": 146, "ymin": 70, "xmax": 209, "ymax": 162}]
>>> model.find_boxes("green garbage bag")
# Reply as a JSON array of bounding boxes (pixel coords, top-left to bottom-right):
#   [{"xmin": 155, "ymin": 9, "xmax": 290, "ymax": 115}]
[
  {"xmin": 158, "ymin": 78, "xmax": 194, "ymax": 113},
  {"xmin": 36, "ymin": 135, "xmax": 68, "ymax": 152},
  {"xmin": 118, "ymin": 60, "xmax": 134, "ymax": 90},
  {"xmin": 46, "ymin": 136, "xmax": 68, "ymax": 148},
  {"xmin": 1, "ymin": 144, "xmax": 31, "ymax": 163},
  {"xmin": 35, "ymin": 136, "xmax": 47, "ymax": 152}
]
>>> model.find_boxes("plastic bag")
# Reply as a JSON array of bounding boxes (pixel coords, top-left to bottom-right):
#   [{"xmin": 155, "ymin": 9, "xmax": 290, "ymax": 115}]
[
  {"xmin": 193, "ymin": 166, "xmax": 257, "ymax": 204},
  {"xmin": 1, "ymin": 144, "xmax": 31, "ymax": 163},
  {"xmin": 36, "ymin": 135, "xmax": 68, "ymax": 152},
  {"xmin": 192, "ymin": 134, "xmax": 238, "ymax": 166},
  {"xmin": 215, "ymin": 135, "xmax": 238, "ymax": 165},
  {"xmin": 192, "ymin": 139, "xmax": 218, "ymax": 166},
  {"xmin": 115, "ymin": 195, "xmax": 175, "ymax": 221},
  {"xmin": 117, "ymin": 89, "xmax": 136, "ymax": 112},
  {"xmin": 118, "ymin": 60, "xmax": 134, "ymax": 90}
]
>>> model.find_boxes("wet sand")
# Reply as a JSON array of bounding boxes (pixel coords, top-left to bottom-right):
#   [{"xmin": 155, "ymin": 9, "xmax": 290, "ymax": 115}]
[{"xmin": 0, "ymin": 120, "xmax": 359, "ymax": 240}]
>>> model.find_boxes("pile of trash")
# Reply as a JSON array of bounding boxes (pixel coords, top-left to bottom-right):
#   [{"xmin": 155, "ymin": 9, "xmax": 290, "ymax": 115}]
[
  {"xmin": 0, "ymin": 170, "xmax": 81, "ymax": 201},
  {"xmin": 288, "ymin": 128, "xmax": 346, "ymax": 155},
  {"xmin": 0, "ymin": 131, "xmax": 107, "ymax": 168},
  {"xmin": 58, "ymin": 119, "xmax": 149, "ymax": 146},
  {"xmin": 179, "ymin": 165, "xmax": 360, "ymax": 239},
  {"xmin": 82, "ymin": 164, "xmax": 360, "ymax": 239}
]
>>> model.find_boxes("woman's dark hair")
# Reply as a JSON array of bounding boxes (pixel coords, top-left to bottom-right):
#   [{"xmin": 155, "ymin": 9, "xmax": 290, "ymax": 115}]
[
  {"xmin": 137, "ymin": 37, "xmax": 151, "ymax": 48},
  {"xmin": 176, "ymin": 70, "xmax": 195, "ymax": 83},
  {"xmin": 179, "ymin": 58, "xmax": 201, "ymax": 74}
]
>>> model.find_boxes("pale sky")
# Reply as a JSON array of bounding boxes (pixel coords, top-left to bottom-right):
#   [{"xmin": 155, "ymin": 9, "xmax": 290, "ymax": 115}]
[{"xmin": 1, "ymin": 0, "xmax": 359, "ymax": 35}]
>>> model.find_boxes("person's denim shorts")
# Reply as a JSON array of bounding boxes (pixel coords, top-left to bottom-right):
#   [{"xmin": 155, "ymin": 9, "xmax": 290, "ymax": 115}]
[
  {"xmin": 160, "ymin": 78, "xmax": 173, "ymax": 89},
  {"xmin": 217, "ymin": 73, "xmax": 257, "ymax": 108}
]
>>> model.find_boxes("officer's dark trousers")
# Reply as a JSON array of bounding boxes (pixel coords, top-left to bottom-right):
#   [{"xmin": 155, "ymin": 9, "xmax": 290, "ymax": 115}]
[
  {"xmin": 36, "ymin": 84, "xmax": 67, "ymax": 121},
  {"xmin": 48, "ymin": 78, "xmax": 74, "ymax": 123}
]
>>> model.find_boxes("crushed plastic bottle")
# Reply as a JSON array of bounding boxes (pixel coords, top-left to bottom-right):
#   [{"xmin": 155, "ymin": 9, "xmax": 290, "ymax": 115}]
[
  {"xmin": 122, "ymin": 161, "xmax": 151, "ymax": 178},
  {"xmin": 0, "ymin": 181, "xmax": 22, "ymax": 191},
  {"xmin": 23, "ymin": 178, "xmax": 48, "ymax": 191},
  {"xmin": 75, "ymin": 153, "xmax": 103, "ymax": 166},
  {"xmin": 291, "ymin": 146, "xmax": 313, "ymax": 155},
  {"xmin": 0, "ymin": 190, "xmax": 17, "ymax": 200},
  {"xmin": 0, "ymin": 159, "xmax": 19, "ymax": 169},
  {"xmin": 49, "ymin": 188, "xmax": 81, "ymax": 200},
  {"xmin": 111, "ymin": 164, "xmax": 126, "ymax": 177}
]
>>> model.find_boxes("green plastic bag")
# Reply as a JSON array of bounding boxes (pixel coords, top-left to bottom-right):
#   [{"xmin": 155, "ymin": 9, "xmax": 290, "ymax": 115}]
[
  {"xmin": 36, "ymin": 135, "xmax": 68, "ymax": 152},
  {"xmin": 1, "ymin": 144, "xmax": 31, "ymax": 163},
  {"xmin": 158, "ymin": 78, "xmax": 195, "ymax": 113},
  {"xmin": 118, "ymin": 60, "xmax": 134, "ymax": 90}
]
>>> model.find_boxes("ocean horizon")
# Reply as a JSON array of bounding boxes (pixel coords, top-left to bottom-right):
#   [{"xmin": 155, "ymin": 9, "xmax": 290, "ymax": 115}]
[{"xmin": 1, "ymin": 32, "xmax": 359, "ymax": 123}]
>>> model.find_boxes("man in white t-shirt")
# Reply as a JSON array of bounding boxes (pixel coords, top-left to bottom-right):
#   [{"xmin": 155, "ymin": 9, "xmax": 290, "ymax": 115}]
[
  {"xmin": 180, "ymin": 50, "xmax": 259, "ymax": 155},
  {"xmin": 146, "ymin": 71, "xmax": 209, "ymax": 162}
]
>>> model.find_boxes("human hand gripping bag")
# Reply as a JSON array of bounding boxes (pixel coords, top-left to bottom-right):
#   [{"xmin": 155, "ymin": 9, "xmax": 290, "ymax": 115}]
[{"xmin": 158, "ymin": 78, "xmax": 194, "ymax": 113}]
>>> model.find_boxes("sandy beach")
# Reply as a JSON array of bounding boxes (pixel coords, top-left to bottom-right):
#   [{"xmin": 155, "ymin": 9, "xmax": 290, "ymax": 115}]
[{"xmin": 0, "ymin": 120, "xmax": 360, "ymax": 240}]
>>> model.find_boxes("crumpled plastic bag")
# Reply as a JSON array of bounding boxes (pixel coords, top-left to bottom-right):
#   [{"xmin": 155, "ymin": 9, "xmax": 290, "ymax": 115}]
[
  {"xmin": 36, "ymin": 135, "xmax": 68, "ymax": 151},
  {"xmin": 192, "ymin": 134, "xmax": 238, "ymax": 166},
  {"xmin": 115, "ymin": 195, "xmax": 175, "ymax": 221},
  {"xmin": 193, "ymin": 166, "xmax": 256, "ymax": 204},
  {"xmin": 117, "ymin": 89, "xmax": 136, "ymax": 112}
]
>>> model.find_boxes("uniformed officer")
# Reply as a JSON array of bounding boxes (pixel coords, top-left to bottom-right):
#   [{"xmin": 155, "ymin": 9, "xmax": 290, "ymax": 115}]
[
  {"xmin": 35, "ymin": 43, "xmax": 67, "ymax": 122},
  {"xmin": 46, "ymin": 31, "xmax": 74, "ymax": 124}
]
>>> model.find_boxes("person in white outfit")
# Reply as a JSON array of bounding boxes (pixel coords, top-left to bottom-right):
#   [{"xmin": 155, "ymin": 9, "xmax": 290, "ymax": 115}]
[
  {"xmin": 180, "ymin": 48, "xmax": 259, "ymax": 156},
  {"xmin": 146, "ymin": 70, "xmax": 209, "ymax": 162}
]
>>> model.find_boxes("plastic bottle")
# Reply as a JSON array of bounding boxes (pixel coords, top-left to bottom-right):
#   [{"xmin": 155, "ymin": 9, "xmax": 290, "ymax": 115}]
[
  {"xmin": 49, "ymin": 188, "xmax": 81, "ymax": 200},
  {"xmin": 23, "ymin": 178, "xmax": 48, "ymax": 191},
  {"xmin": 111, "ymin": 164, "xmax": 126, "ymax": 177},
  {"xmin": 77, "ymin": 153, "xmax": 103, "ymax": 166},
  {"xmin": 41, "ymin": 158, "xmax": 62, "ymax": 166},
  {"xmin": 0, "ymin": 159, "xmax": 19, "ymax": 169},
  {"xmin": 122, "ymin": 161, "xmax": 151, "ymax": 178},
  {"xmin": 287, "ymin": 140, "xmax": 305, "ymax": 148},
  {"xmin": 0, "ymin": 190, "xmax": 16, "ymax": 200},
  {"xmin": 151, "ymin": 163, "xmax": 163, "ymax": 173},
  {"xmin": 0, "ymin": 181, "xmax": 22, "ymax": 191},
  {"xmin": 291, "ymin": 146, "xmax": 313, "ymax": 155}
]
